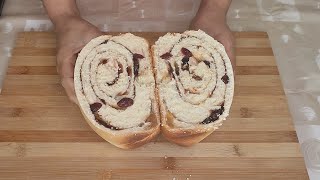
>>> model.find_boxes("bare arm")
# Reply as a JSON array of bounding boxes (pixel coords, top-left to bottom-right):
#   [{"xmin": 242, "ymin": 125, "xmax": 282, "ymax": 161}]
[
  {"xmin": 43, "ymin": 0, "xmax": 103, "ymax": 103},
  {"xmin": 197, "ymin": 0, "xmax": 231, "ymax": 17},
  {"xmin": 191, "ymin": 0, "xmax": 235, "ymax": 69},
  {"xmin": 43, "ymin": 0, "xmax": 80, "ymax": 30}
]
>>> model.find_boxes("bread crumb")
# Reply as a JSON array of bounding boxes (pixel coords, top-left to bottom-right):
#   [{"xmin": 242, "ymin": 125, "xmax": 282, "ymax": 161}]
[{"xmin": 164, "ymin": 155, "xmax": 168, "ymax": 159}]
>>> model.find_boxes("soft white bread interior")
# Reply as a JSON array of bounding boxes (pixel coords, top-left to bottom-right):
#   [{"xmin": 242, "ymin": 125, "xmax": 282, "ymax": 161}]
[
  {"xmin": 152, "ymin": 30, "xmax": 234, "ymax": 146},
  {"xmin": 74, "ymin": 33, "xmax": 160, "ymax": 149}
]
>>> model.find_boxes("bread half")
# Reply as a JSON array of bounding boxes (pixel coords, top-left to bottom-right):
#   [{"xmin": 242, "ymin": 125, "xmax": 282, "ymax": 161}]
[
  {"xmin": 153, "ymin": 30, "xmax": 234, "ymax": 146},
  {"xmin": 74, "ymin": 33, "xmax": 160, "ymax": 149}
]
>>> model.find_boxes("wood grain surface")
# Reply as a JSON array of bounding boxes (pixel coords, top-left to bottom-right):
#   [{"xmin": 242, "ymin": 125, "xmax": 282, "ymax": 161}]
[{"xmin": 0, "ymin": 32, "xmax": 308, "ymax": 180}]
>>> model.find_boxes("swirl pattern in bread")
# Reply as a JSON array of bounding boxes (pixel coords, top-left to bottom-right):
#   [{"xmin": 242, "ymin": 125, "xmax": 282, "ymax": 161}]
[
  {"xmin": 153, "ymin": 30, "xmax": 234, "ymax": 146},
  {"xmin": 74, "ymin": 33, "xmax": 160, "ymax": 149}
]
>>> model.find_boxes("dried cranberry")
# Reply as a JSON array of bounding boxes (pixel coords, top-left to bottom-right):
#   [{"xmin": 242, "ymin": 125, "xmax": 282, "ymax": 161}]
[
  {"xmin": 203, "ymin": 60, "xmax": 210, "ymax": 68},
  {"xmin": 90, "ymin": 103, "xmax": 102, "ymax": 113},
  {"xmin": 132, "ymin": 53, "xmax": 144, "ymax": 76},
  {"xmin": 182, "ymin": 57, "xmax": 189, "ymax": 65},
  {"xmin": 181, "ymin": 48, "xmax": 192, "ymax": 57},
  {"xmin": 181, "ymin": 57, "xmax": 189, "ymax": 71},
  {"xmin": 160, "ymin": 52, "xmax": 173, "ymax": 60},
  {"xmin": 100, "ymin": 99, "xmax": 106, "ymax": 105},
  {"xmin": 192, "ymin": 75, "xmax": 202, "ymax": 81},
  {"xmin": 101, "ymin": 59, "xmax": 108, "ymax": 64},
  {"xmin": 202, "ymin": 116, "xmax": 216, "ymax": 124},
  {"xmin": 133, "ymin": 53, "xmax": 144, "ymax": 59},
  {"xmin": 221, "ymin": 74, "xmax": 229, "ymax": 84},
  {"xmin": 117, "ymin": 98, "xmax": 134, "ymax": 108},
  {"xmin": 201, "ymin": 108, "xmax": 224, "ymax": 124},
  {"xmin": 101, "ymin": 40, "xmax": 108, "ymax": 44}
]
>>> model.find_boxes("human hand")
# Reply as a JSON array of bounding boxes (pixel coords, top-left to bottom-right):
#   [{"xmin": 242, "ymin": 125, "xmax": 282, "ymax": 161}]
[
  {"xmin": 190, "ymin": 0, "xmax": 235, "ymax": 70},
  {"xmin": 55, "ymin": 16, "xmax": 103, "ymax": 104}
]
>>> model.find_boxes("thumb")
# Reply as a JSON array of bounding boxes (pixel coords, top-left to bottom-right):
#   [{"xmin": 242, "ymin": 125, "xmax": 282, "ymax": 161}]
[
  {"xmin": 61, "ymin": 77, "xmax": 79, "ymax": 105},
  {"xmin": 57, "ymin": 50, "xmax": 79, "ymax": 105},
  {"xmin": 57, "ymin": 50, "xmax": 78, "ymax": 78}
]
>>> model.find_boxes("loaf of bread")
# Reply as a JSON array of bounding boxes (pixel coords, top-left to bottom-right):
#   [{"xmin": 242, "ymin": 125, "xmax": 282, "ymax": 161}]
[
  {"xmin": 74, "ymin": 30, "xmax": 234, "ymax": 148},
  {"xmin": 74, "ymin": 33, "xmax": 160, "ymax": 149},
  {"xmin": 153, "ymin": 30, "xmax": 234, "ymax": 146}
]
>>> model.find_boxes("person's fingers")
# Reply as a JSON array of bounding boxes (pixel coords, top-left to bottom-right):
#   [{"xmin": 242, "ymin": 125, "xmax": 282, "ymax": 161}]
[
  {"xmin": 56, "ymin": 50, "xmax": 79, "ymax": 104},
  {"xmin": 61, "ymin": 77, "xmax": 79, "ymax": 105},
  {"xmin": 56, "ymin": 29, "xmax": 102, "ymax": 76},
  {"xmin": 56, "ymin": 49, "xmax": 77, "ymax": 78},
  {"xmin": 54, "ymin": 20, "xmax": 104, "ymax": 104}
]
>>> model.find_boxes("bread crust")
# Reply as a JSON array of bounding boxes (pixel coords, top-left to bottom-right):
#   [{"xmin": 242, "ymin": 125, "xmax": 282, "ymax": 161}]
[{"xmin": 161, "ymin": 124, "xmax": 214, "ymax": 146}]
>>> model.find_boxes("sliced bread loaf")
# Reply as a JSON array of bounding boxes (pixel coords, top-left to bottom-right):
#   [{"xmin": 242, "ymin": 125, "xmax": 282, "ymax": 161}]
[
  {"xmin": 74, "ymin": 33, "xmax": 160, "ymax": 149},
  {"xmin": 153, "ymin": 30, "xmax": 234, "ymax": 146}
]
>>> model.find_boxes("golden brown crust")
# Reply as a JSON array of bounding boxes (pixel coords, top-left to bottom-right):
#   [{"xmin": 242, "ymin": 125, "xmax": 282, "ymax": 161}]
[{"xmin": 161, "ymin": 124, "xmax": 214, "ymax": 146}]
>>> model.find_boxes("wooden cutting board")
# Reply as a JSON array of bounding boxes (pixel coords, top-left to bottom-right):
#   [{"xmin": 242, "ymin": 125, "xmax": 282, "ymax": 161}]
[{"xmin": 0, "ymin": 32, "xmax": 308, "ymax": 180}]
